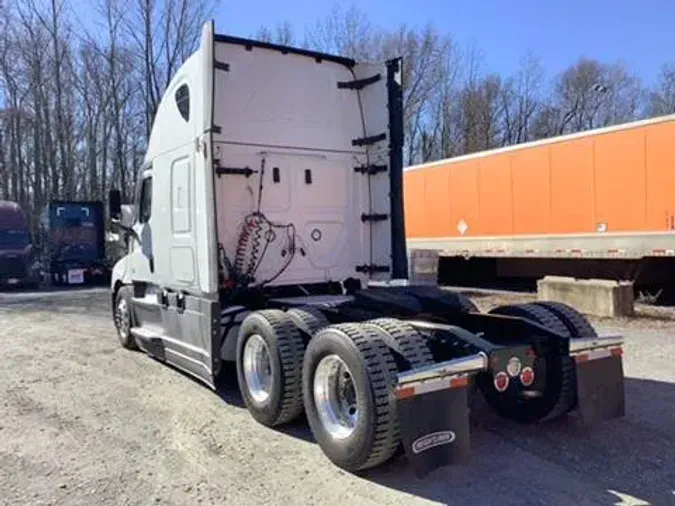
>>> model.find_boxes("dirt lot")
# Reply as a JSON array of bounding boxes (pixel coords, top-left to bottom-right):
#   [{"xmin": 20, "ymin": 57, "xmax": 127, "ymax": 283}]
[{"xmin": 1, "ymin": 288, "xmax": 674, "ymax": 506}]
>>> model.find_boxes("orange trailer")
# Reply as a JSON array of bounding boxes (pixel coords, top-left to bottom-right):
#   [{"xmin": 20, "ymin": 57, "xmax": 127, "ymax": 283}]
[{"xmin": 405, "ymin": 114, "xmax": 675, "ymax": 263}]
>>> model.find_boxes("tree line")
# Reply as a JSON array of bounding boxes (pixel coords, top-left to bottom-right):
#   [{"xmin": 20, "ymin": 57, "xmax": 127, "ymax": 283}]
[
  {"xmin": 0, "ymin": 0, "xmax": 216, "ymax": 233},
  {"xmin": 1, "ymin": 1, "xmax": 674, "ymax": 233}
]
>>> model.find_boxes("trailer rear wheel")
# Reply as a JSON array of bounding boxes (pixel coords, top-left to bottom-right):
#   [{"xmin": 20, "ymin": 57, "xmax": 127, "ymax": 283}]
[
  {"xmin": 302, "ymin": 323, "xmax": 400, "ymax": 472},
  {"xmin": 478, "ymin": 303, "xmax": 577, "ymax": 423},
  {"xmin": 364, "ymin": 318, "xmax": 434, "ymax": 370},
  {"xmin": 236, "ymin": 310, "xmax": 306, "ymax": 427}
]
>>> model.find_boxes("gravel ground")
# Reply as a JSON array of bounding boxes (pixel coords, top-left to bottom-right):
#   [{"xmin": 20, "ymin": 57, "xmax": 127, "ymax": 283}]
[{"xmin": 1, "ymin": 288, "xmax": 674, "ymax": 506}]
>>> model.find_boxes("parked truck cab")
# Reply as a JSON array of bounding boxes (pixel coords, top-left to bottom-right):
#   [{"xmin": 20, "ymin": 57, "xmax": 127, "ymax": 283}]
[
  {"xmin": 0, "ymin": 200, "xmax": 39, "ymax": 288},
  {"xmin": 108, "ymin": 21, "xmax": 626, "ymax": 477},
  {"xmin": 40, "ymin": 200, "xmax": 109, "ymax": 286}
]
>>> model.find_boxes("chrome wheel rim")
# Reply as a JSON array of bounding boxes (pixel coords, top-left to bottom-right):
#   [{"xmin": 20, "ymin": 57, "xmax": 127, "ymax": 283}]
[
  {"xmin": 313, "ymin": 354, "xmax": 359, "ymax": 440},
  {"xmin": 116, "ymin": 298, "xmax": 130, "ymax": 338},
  {"xmin": 243, "ymin": 334, "xmax": 273, "ymax": 404}
]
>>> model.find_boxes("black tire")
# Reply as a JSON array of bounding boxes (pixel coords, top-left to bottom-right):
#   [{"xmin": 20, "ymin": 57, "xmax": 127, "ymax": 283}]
[
  {"xmin": 302, "ymin": 323, "xmax": 400, "ymax": 472},
  {"xmin": 478, "ymin": 303, "xmax": 577, "ymax": 423},
  {"xmin": 436, "ymin": 290, "xmax": 478, "ymax": 313},
  {"xmin": 532, "ymin": 301, "xmax": 597, "ymax": 338},
  {"xmin": 113, "ymin": 285, "xmax": 138, "ymax": 350},
  {"xmin": 236, "ymin": 310, "xmax": 306, "ymax": 427},
  {"xmin": 287, "ymin": 306, "xmax": 330, "ymax": 339},
  {"xmin": 363, "ymin": 318, "xmax": 434, "ymax": 370}
]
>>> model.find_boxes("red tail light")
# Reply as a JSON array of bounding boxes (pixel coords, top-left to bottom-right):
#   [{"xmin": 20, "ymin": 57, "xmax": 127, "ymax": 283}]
[
  {"xmin": 494, "ymin": 372, "xmax": 509, "ymax": 392},
  {"xmin": 520, "ymin": 366, "xmax": 535, "ymax": 387}
]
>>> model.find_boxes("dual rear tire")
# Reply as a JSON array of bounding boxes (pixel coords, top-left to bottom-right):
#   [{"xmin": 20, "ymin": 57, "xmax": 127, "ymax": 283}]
[
  {"xmin": 235, "ymin": 301, "xmax": 595, "ymax": 470},
  {"xmin": 235, "ymin": 308, "xmax": 433, "ymax": 472}
]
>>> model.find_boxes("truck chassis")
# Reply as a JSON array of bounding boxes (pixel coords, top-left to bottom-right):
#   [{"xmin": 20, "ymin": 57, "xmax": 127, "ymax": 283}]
[{"xmin": 112, "ymin": 281, "xmax": 625, "ymax": 477}]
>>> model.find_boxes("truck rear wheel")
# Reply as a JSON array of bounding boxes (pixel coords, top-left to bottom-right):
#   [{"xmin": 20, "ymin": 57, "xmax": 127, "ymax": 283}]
[
  {"xmin": 363, "ymin": 318, "xmax": 434, "ymax": 370},
  {"xmin": 532, "ymin": 301, "xmax": 597, "ymax": 338},
  {"xmin": 236, "ymin": 310, "xmax": 305, "ymax": 427},
  {"xmin": 302, "ymin": 323, "xmax": 400, "ymax": 472},
  {"xmin": 478, "ymin": 303, "xmax": 577, "ymax": 423},
  {"xmin": 286, "ymin": 306, "xmax": 330, "ymax": 340}
]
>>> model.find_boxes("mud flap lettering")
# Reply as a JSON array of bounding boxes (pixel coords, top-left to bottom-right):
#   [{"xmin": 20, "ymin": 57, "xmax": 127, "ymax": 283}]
[
  {"xmin": 396, "ymin": 386, "xmax": 470, "ymax": 478},
  {"xmin": 575, "ymin": 355, "xmax": 625, "ymax": 425}
]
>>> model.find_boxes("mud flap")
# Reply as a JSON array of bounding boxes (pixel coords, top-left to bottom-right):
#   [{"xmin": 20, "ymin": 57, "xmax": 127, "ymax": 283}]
[
  {"xmin": 575, "ymin": 355, "xmax": 625, "ymax": 425},
  {"xmin": 396, "ymin": 385, "xmax": 471, "ymax": 478}
]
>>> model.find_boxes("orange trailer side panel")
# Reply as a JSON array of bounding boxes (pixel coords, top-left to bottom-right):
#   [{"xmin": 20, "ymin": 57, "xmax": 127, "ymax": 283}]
[
  {"xmin": 646, "ymin": 122, "xmax": 675, "ymax": 231},
  {"xmin": 594, "ymin": 128, "xmax": 646, "ymax": 232},
  {"xmin": 477, "ymin": 155, "xmax": 513, "ymax": 235},
  {"xmin": 549, "ymin": 138, "xmax": 595, "ymax": 234},
  {"xmin": 423, "ymin": 165, "xmax": 451, "ymax": 237},
  {"xmin": 511, "ymin": 147, "xmax": 551, "ymax": 234},
  {"xmin": 449, "ymin": 160, "xmax": 480, "ymax": 237},
  {"xmin": 403, "ymin": 169, "xmax": 426, "ymax": 236},
  {"xmin": 404, "ymin": 118, "xmax": 675, "ymax": 240}
]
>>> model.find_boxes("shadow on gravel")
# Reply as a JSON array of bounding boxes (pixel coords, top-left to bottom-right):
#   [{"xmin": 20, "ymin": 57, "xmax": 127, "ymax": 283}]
[
  {"xmin": 213, "ymin": 364, "xmax": 316, "ymax": 443},
  {"xmin": 210, "ymin": 371, "xmax": 675, "ymax": 505},
  {"xmin": 359, "ymin": 377, "xmax": 675, "ymax": 505}
]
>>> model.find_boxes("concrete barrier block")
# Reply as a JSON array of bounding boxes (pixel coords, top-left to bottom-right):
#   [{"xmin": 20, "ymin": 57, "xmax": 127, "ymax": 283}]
[
  {"xmin": 537, "ymin": 276, "xmax": 634, "ymax": 318},
  {"xmin": 408, "ymin": 249, "xmax": 440, "ymax": 285}
]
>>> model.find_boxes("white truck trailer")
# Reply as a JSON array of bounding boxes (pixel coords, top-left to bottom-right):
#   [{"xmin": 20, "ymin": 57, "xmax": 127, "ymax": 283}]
[{"xmin": 107, "ymin": 21, "xmax": 626, "ymax": 477}]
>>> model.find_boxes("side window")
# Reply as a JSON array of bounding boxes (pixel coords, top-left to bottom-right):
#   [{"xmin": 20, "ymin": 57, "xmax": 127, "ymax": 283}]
[
  {"xmin": 139, "ymin": 177, "xmax": 153, "ymax": 223},
  {"xmin": 175, "ymin": 84, "xmax": 190, "ymax": 122}
]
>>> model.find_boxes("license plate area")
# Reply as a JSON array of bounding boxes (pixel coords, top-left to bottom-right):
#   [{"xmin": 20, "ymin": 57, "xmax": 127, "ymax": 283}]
[{"xmin": 67, "ymin": 269, "xmax": 85, "ymax": 284}]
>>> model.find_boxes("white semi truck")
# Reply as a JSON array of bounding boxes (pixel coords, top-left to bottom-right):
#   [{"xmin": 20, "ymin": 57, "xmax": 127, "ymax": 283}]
[{"xmin": 107, "ymin": 21, "xmax": 626, "ymax": 477}]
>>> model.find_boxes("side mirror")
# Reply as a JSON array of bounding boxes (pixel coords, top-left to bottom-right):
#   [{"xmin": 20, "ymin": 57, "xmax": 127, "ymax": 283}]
[{"xmin": 109, "ymin": 189, "xmax": 122, "ymax": 221}]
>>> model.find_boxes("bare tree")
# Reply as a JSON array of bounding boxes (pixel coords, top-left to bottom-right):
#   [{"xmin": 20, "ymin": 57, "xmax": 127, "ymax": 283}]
[
  {"xmin": 305, "ymin": 3, "xmax": 374, "ymax": 58},
  {"xmin": 255, "ymin": 21, "xmax": 295, "ymax": 45},
  {"xmin": 127, "ymin": 0, "xmax": 217, "ymax": 136},
  {"xmin": 543, "ymin": 58, "xmax": 645, "ymax": 136},
  {"xmin": 500, "ymin": 52, "xmax": 544, "ymax": 145},
  {"xmin": 649, "ymin": 64, "xmax": 675, "ymax": 115}
]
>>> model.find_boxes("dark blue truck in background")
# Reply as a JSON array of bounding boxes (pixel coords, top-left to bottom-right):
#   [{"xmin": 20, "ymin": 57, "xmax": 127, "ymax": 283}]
[{"xmin": 40, "ymin": 200, "xmax": 110, "ymax": 286}]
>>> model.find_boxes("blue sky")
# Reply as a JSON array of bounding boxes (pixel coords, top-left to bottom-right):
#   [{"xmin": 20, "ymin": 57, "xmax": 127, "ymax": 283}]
[{"xmin": 216, "ymin": 0, "xmax": 674, "ymax": 86}]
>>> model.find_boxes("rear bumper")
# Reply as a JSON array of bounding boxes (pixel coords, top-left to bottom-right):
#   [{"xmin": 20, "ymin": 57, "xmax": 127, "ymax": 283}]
[{"xmin": 394, "ymin": 334, "xmax": 625, "ymax": 477}]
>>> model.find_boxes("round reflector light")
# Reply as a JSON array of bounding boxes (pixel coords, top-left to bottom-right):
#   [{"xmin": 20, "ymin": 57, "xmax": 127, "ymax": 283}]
[
  {"xmin": 493, "ymin": 371, "xmax": 509, "ymax": 392},
  {"xmin": 506, "ymin": 356, "xmax": 522, "ymax": 377},
  {"xmin": 520, "ymin": 366, "xmax": 535, "ymax": 387}
]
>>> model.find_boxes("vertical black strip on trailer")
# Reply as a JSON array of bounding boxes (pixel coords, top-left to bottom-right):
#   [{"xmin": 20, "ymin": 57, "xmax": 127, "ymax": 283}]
[{"xmin": 386, "ymin": 58, "xmax": 407, "ymax": 279}]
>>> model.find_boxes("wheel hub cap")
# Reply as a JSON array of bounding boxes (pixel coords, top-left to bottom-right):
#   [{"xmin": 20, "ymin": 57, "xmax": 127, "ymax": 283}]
[
  {"xmin": 116, "ymin": 298, "xmax": 130, "ymax": 338},
  {"xmin": 313, "ymin": 354, "xmax": 359, "ymax": 440},
  {"xmin": 243, "ymin": 334, "xmax": 273, "ymax": 404}
]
